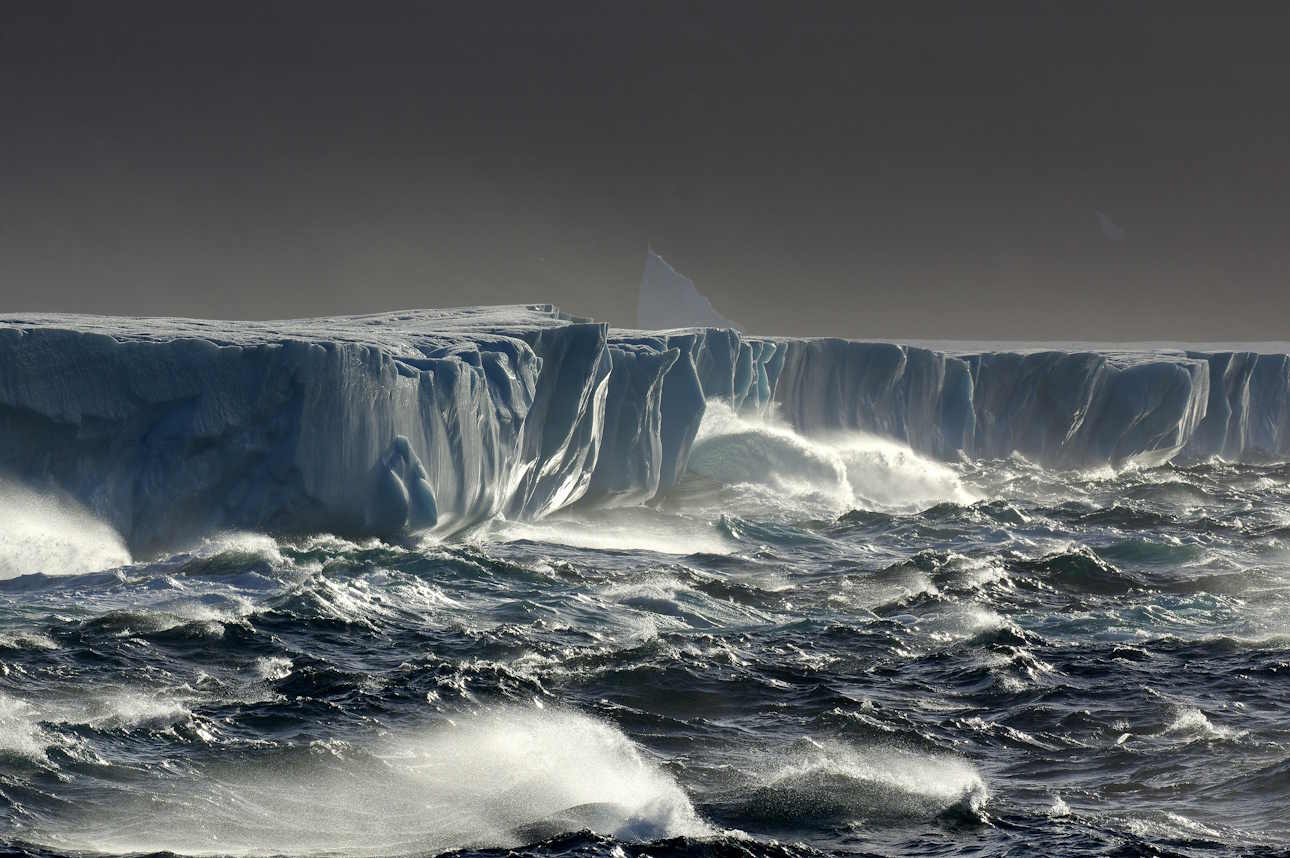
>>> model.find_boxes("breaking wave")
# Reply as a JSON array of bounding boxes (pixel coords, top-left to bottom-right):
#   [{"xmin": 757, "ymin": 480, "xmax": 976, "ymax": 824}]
[
  {"xmin": 45, "ymin": 706, "xmax": 709, "ymax": 856},
  {"xmin": 719, "ymin": 738, "xmax": 988, "ymax": 825},
  {"xmin": 685, "ymin": 402, "xmax": 975, "ymax": 515},
  {"xmin": 0, "ymin": 480, "xmax": 131, "ymax": 578},
  {"xmin": 484, "ymin": 506, "xmax": 735, "ymax": 556}
]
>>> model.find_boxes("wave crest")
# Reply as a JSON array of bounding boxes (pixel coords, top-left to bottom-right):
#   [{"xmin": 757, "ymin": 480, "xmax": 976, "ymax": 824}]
[
  {"xmin": 46, "ymin": 705, "xmax": 710, "ymax": 855},
  {"xmin": 717, "ymin": 738, "xmax": 988, "ymax": 826},
  {"xmin": 685, "ymin": 402, "xmax": 975, "ymax": 514},
  {"xmin": 0, "ymin": 480, "xmax": 130, "ymax": 579}
]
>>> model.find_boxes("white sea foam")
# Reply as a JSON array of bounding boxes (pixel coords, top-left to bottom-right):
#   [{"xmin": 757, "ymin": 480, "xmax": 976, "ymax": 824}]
[
  {"xmin": 0, "ymin": 630, "xmax": 58, "ymax": 651},
  {"xmin": 1164, "ymin": 706, "xmax": 1245, "ymax": 741},
  {"xmin": 188, "ymin": 531, "xmax": 284, "ymax": 564},
  {"xmin": 751, "ymin": 737, "xmax": 988, "ymax": 820},
  {"xmin": 153, "ymin": 593, "xmax": 256, "ymax": 625},
  {"xmin": 599, "ymin": 573, "xmax": 766, "ymax": 629},
  {"xmin": 833, "ymin": 567, "xmax": 938, "ymax": 612},
  {"xmin": 70, "ymin": 694, "xmax": 192, "ymax": 730},
  {"xmin": 252, "ymin": 656, "xmax": 294, "ymax": 682},
  {"xmin": 48, "ymin": 706, "xmax": 710, "ymax": 856},
  {"xmin": 0, "ymin": 480, "xmax": 131, "ymax": 579},
  {"xmin": 113, "ymin": 695, "xmax": 191, "ymax": 729},
  {"xmin": 487, "ymin": 507, "xmax": 734, "ymax": 556},
  {"xmin": 924, "ymin": 605, "xmax": 1012, "ymax": 643},
  {"xmin": 685, "ymin": 402, "xmax": 975, "ymax": 516},
  {"xmin": 1, "ymin": 688, "xmax": 193, "ymax": 737},
  {"xmin": 0, "ymin": 692, "xmax": 48, "ymax": 761},
  {"xmin": 274, "ymin": 571, "xmax": 456, "ymax": 633},
  {"xmin": 1123, "ymin": 810, "xmax": 1224, "ymax": 840}
]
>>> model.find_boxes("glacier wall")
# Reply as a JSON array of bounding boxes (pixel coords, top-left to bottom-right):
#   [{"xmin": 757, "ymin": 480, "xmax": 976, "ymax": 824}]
[
  {"xmin": 0, "ymin": 308, "xmax": 611, "ymax": 554},
  {"xmin": 2, "ymin": 307, "xmax": 1288, "ymax": 553},
  {"xmin": 717, "ymin": 338, "xmax": 1288, "ymax": 468}
]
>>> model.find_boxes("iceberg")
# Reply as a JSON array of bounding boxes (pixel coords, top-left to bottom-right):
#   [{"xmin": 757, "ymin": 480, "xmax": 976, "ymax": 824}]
[
  {"xmin": 0, "ymin": 306, "xmax": 607, "ymax": 554},
  {"xmin": 2, "ymin": 305, "xmax": 1289, "ymax": 553},
  {"xmin": 636, "ymin": 249, "xmax": 738, "ymax": 331}
]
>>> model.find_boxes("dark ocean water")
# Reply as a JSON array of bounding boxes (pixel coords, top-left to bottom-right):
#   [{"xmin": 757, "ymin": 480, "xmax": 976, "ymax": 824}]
[{"xmin": 3, "ymin": 407, "xmax": 1290, "ymax": 857}]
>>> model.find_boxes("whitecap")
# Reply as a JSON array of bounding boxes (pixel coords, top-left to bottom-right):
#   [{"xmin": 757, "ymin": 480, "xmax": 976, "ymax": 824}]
[
  {"xmin": 486, "ymin": 507, "xmax": 734, "ymax": 556},
  {"xmin": 79, "ymin": 694, "xmax": 192, "ymax": 730},
  {"xmin": 187, "ymin": 531, "xmax": 284, "ymax": 564},
  {"xmin": 0, "ymin": 480, "xmax": 131, "ymax": 579},
  {"xmin": 683, "ymin": 402, "xmax": 975, "ymax": 517},
  {"xmin": 744, "ymin": 737, "xmax": 988, "ymax": 822},
  {"xmin": 46, "ymin": 705, "xmax": 710, "ymax": 856},
  {"xmin": 1123, "ymin": 810, "xmax": 1224, "ymax": 840},
  {"xmin": 0, "ymin": 692, "xmax": 48, "ymax": 761},
  {"xmin": 1163, "ymin": 706, "xmax": 1245, "ymax": 742},
  {"xmin": 0, "ymin": 630, "xmax": 58, "ymax": 651},
  {"xmin": 252, "ymin": 656, "xmax": 293, "ymax": 682}
]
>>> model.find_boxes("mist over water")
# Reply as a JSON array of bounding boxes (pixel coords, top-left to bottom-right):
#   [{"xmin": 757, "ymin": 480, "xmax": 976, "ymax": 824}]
[
  {"xmin": 3, "ymin": 413, "xmax": 1290, "ymax": 857},
  {"xmin": 686, "ymin": 402, "xmax": 976, "ymax": 516},
  {"xmin": 0, "ymin": 481, "xmax": 131, "ymax": 579},
  {"xmin": 45, "ymin": 706, "xmax": 707, "ymax": 856}
]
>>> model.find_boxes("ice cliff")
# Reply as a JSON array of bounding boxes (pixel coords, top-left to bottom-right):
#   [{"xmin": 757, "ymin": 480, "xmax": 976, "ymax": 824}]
[{"xmin": 2, "ymin": 307, "xmax": 1288, "ymax": 553}]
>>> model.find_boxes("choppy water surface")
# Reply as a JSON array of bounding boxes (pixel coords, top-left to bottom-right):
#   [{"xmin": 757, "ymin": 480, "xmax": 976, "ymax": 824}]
[{"xmin": 3, "ymin": 407, "xmax": 1290, "ymax": 857}]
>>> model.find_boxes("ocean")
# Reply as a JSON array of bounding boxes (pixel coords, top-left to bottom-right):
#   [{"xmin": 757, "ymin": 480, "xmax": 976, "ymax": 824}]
[{"xmin": 3, "ymin": 403, "xmax": 1289, "ymax": 857}]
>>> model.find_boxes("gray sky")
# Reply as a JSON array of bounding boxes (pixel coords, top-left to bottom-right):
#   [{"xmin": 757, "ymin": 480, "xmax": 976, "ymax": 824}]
[{"xmin": 2, "ymin": 2, "xmax": 1288, "ymax": 339}]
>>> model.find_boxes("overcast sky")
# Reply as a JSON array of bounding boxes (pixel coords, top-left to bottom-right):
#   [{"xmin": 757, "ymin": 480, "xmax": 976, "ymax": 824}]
[{"xmin": 2, "ymin": 2, "xmax": 1288, "ymax": 339}]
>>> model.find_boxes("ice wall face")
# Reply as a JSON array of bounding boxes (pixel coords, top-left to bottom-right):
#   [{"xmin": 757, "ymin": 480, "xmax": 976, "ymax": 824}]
[
  {"xmin": 582, "ymin": 345, "xmax": 679, "ymax": 506},
  {"xmin": 771, "ymin": 340, "xmax": 975, "ymax": 461},
  {"xmin": 0, "ymin": 308, "xmax": 611, "ymax": 554},
  {"xmin": 625, "ymin": 331, "xmax": 1289, "ymax": 469},
  {"xmin": 2, "ymin": 307, "xmax": 1289, "ymax": 553},
  {"xmin": 1181, "ymin": 352, "xmax": 1290, "ymax": 461},
  {"xmin": 763, "ymin": 340, "xmax": 1283, "ymax": 467},
  {"xmin": 502, "ymin": 323, "xmax": 613, "ymax": 520},
  {"xmin": 964, "ymin": 351, "xmax": 1210, "ymax": 468}
]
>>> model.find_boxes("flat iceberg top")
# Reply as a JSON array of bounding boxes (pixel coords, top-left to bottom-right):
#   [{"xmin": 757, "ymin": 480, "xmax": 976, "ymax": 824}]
[
  {"xmin": 0, "ymin": 304, "xmax": 588, "ymax": 356},
  {"xmin": 610, "ymin": 327, "xmax": 1290, "ymax": 361},
  {"xmin": 908, "ymin": 339, "xmax": 1290, "ymax": 364},
  {"xmin": 7, "ymin": 305, "xmax": 1287, "ymax": 363}
]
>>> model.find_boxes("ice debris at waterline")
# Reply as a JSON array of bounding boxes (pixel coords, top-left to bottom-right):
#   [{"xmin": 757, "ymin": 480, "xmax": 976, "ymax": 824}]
[{"xmin": 2, "ymin": 305, "xmax": 1290, "ymax": 554}]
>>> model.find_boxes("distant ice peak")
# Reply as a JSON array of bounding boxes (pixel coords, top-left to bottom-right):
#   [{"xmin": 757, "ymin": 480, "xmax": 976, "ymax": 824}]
[{"xmin": 637, "ymin": 248, "xmax": 738, "ymax": 331}]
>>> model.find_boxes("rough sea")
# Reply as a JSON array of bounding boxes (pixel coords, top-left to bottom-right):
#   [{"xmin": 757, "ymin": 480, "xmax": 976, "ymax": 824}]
[{"xmin": 3, "ymin": 403, "xmax": 1289, "ymax": 858}]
